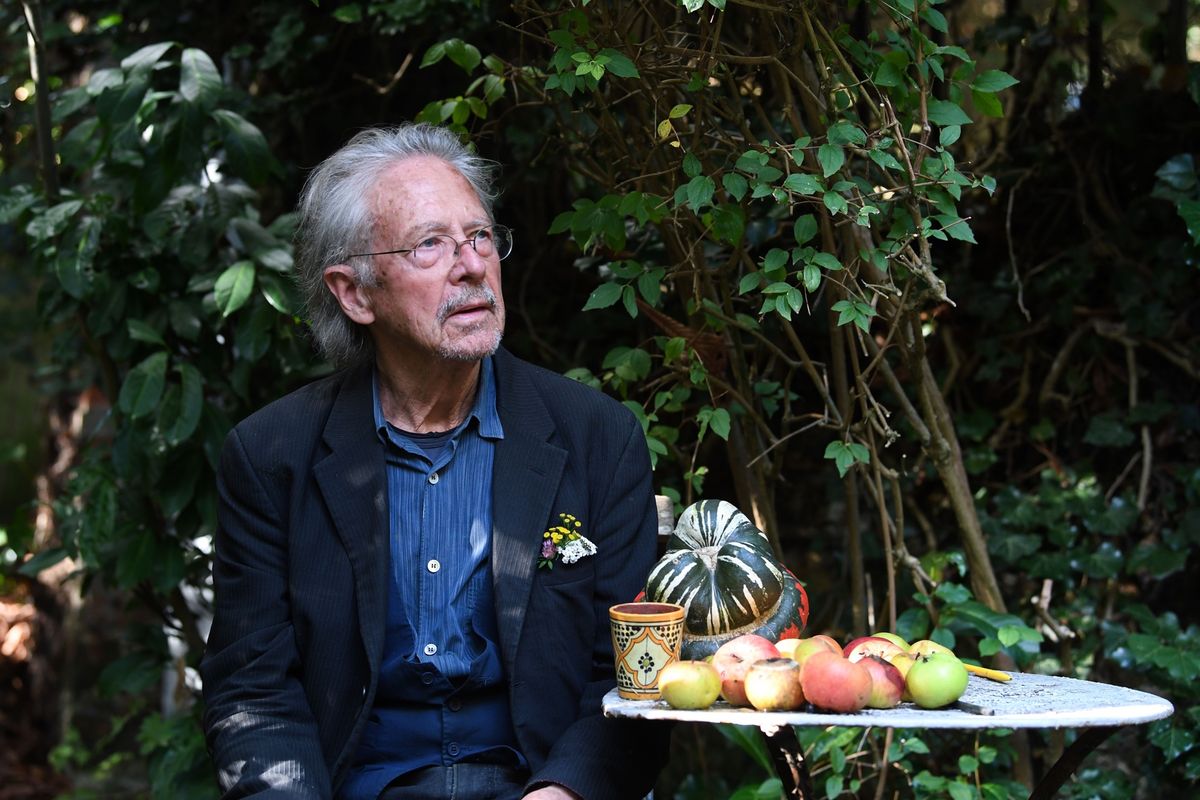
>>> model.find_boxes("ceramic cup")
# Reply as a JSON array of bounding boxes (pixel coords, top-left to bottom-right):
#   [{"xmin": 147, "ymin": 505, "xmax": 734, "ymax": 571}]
[{"xmin": 609, "ymin": 601, "xmax": 685, "ymax": 700}]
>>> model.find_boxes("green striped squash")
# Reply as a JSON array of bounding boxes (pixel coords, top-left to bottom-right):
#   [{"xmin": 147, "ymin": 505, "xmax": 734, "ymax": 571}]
[{"xmin": 645, "ymin": 499, "xmax": 809, "ymax": 659}]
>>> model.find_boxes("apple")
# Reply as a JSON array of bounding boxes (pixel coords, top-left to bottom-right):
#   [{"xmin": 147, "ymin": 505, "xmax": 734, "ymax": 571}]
[
  {"xmin": 906, "ymin": 652, "xmax": 969, "ymax": 709},
  {"xmin": 712, "ymin": 634, "xmax": 782, "ymax": 707},
  {"xmin": 744, "ymin": 658, "xmax": 806, "ymax": 711},
  {"xmin": 800, "ymin": 651, "xmax": 871, "ymax": 712},
  {"xmin": 885, "ymin": 651, "xmax": 917, "ymax": 701},
  {"xmin": 777, "ymin": 635, "xmax": 841, "ymax": 670},
  {"xmin": 843, "ymin": 635, "xmax": 906, "ymax": 663},
  {"xmin": 658, "ymin": 660, "xmax": 722, "ymax": 710},
  {"xmin": 870, "ymin": 631, "xmax": 911, "ymax": 651},
  {"xmin": 859, "ymin": 655, "xmax": 905, "ymax": 709},
  {"xmin": 909, "ymin": 639, "xmax": 955, "ymax": 658}
]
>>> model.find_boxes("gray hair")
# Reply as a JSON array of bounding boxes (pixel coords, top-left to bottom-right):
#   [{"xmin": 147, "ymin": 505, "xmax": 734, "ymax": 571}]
[{"xmin": 293, "ymin": 123, "xmax": 498, "ymax": 366}]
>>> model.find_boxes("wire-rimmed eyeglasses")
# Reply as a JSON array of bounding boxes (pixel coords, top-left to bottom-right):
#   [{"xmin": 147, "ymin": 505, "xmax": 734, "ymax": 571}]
[{"xmin": 346, "ymin": 224, "xmax": 513, "ymax": 269}]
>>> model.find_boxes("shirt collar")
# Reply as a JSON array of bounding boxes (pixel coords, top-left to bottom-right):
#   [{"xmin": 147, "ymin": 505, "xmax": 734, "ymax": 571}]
[{"xmin": 372, "ymin": 357, "xmax": 504, "ymax": 442}]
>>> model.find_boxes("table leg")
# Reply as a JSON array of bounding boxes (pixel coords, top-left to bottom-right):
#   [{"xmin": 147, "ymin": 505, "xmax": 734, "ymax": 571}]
[
  {"xmin": 1028, "ymin": 726, "xmax": 1118, "ymax": 800},
  {"xmin": 761, "ymin": 725, "xmax": 814, "ymax": 800}
]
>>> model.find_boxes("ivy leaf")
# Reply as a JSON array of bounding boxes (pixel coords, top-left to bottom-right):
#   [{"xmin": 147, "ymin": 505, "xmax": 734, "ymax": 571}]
[
  {"xmin": 214, "ymin": 260, "xmax": 256, "ymax": 317},
  {"xmin": 583, "ymin": 282, "xmax": 623, "ymax": 311},
  {"xmin": 927, "ymin": 100, "xmax": 973, "ymax": 127},
  {"xmin": 119, "ymin": 351, "xmax": 169, "ymax": 420},
  {"xmin": 817, "ymin": 143, "xmax": 845, "ymax": 177}
]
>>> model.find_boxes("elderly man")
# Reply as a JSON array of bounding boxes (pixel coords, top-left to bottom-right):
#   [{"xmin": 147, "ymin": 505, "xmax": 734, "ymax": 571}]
[{"xmin": 200, "ymin": 124, "xmax": 667, "ymax": 800}]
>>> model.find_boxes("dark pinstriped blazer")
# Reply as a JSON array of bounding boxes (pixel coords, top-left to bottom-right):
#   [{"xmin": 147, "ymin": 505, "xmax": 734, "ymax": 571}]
[{"xmin": 200, "ymin": 347, "xmax": 668, "ymax": 800}]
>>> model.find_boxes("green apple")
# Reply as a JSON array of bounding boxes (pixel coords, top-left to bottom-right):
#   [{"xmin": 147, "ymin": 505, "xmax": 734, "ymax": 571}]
[
  {"xmin": 870, "ymin": 631, "xmax": 911, "ymax": 651},
  {"xmin": 905, "ymin": 652, "xmax": 969, "ymax": 709},
  {"xmin": 658, "ymin": 660, "xmax": 722, "ymax": 710}
]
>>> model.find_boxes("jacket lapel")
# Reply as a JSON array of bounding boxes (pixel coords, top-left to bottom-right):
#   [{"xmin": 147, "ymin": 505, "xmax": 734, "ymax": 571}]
[
  {"xmin": 491, "ymin": 349, "xmax": 567, "ymax": 676},
  {"xmin": 313, "ymin": 363, "xmax": 389, "ymax": 678}
]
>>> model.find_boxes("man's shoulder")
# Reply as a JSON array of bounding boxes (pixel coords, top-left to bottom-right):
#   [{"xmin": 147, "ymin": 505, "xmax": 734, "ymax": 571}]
[
  {"xmin": 233, "ymin": 362, "xmax": 368, "ymax": 438},
  {"xmin": 495, "ymin": 349, "xmax": 631, "ymax": 420}
]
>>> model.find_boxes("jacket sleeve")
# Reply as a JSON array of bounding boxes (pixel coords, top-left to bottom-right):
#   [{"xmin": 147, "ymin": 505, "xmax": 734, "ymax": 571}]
[
  {"xmin": 200, "ymin": 427, "xmax": 333, "ymax": 799},
  {"xmin": 525, "ymin": 413, "xmax": 672, "ymax": 800}
]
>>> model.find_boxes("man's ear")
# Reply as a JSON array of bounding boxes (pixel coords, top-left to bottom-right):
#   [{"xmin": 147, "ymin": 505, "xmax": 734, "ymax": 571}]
[{"xmin": 323, "ymin": 264, "xmax": 375, "ymax": 325}]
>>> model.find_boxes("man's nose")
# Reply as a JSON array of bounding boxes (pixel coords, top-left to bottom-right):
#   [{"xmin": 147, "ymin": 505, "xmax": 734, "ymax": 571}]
[{"xmin": 450, "ymin": 237, "xmax": 489, "ymax": 282}]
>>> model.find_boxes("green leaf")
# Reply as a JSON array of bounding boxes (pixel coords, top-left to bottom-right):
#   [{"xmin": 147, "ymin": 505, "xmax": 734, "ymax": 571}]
[
  {"xmin": 927, "ymin": 100, "xmax": 973, "ymax": 127},
  {"xmin": 18, "ymin": 547, "xmax": 68, "ymax": 577},
  {"xmin": 120, "ymin": 42, "xmax": 175, "ymax": 71},
  {"xmin": 723, "ymin": 172, "xmax": 748, "ymax": 201},
  {"xmin": 682, "ymin": 153, "xmax": 702, "ymax": 179},
  {"xmin": 802, "ymin": 264, "xmax": 821, "ymax": 292},
  {"xmin": 685, "ymin": 175, "xmax": 715, "ymax": 211},
  {"xmin": 972, "ymin": 89, "xmax": 1004, "ymax": 118},
  {"xmin": 1177, "ymin": 199, "xmax": 1200, "ymax": 245},
  {"xmin": 937, "ymin": 215, "xmax": 977, "ymax": 243},
  {"xmin": 445, "ymin": 39, "xmax": 482, "ymax": 73},
  {"xmin": 119, "ymin": 352, "xmax": 169, "ymax": 420},
  {"xmin": 763, "ymin": 249, "xmax": 789, "ymax": 273},
  {"xmin": 598, "ymin": 49, "xmax": 638, "ymax": 78},
  {"xmin": 827, "ymin": 121, "xmax": 866, "ymax": 146},
  {"xmin": 822, "ymin": 191, "xmax": 848, "ymax": 215},
  {"xmin": 973, "ymin": 69, "xmax": 1019, "ymax": 92},
  {"xmin": 875, "ymin": 59, "xmax": 906, "ymax": 88},
  {"xmin": 793, "ymin": 215, "xmax": 818, "ymax": 245},
  {"xmin": 817, "ymin": 143, "xmax": 845, "ymax": 177},
  {"xmin": 811, "ymin": 252, "xmax": 842, "ymax": 271},
  {"xmin": 128, "ymin": 319, "xmax": 166, "ymax": 346},
  {"xmin": 180, "ymin": 48, "xmax": 222, "ymax": 106},
  {"xmin": 214, "ymin": 261, "xmax": 256, "ymax": 317},
  {"xmin": 333, "ymin": 3, "xmax": 362, "ymax": 22},
  {"xmin": 669, "ymin": 103, "xmax": 693, "ymax": 119},
  {"xmin": 583, "ymin": 282, "xmax": 623, "ymax": 311},
  {"xmin": 421, "ymin": 41, "xmax": 447, "ymax": 68},
  {"xmin": 1084, "ymin": 414, "xmax": 1135, "ymax": 447},
  {"xmin": 212, "ymin": 109, "xmax": 272, "ymax": 185},
  {"xmin": 782, "ymin": 173, "xmax": 822, "ymax": 195},
  {"xmin": 161, "ymin": 364, "xmax": 204, "ymax": 446}
]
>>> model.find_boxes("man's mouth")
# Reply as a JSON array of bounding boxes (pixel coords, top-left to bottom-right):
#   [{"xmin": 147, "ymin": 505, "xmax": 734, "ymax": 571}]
[{"xmin": 439, "ymin": 288, "xmax": 498, "ymax": 324}]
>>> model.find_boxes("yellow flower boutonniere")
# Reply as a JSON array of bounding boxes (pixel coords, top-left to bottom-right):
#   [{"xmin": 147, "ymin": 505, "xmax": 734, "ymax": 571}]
[{"xmin": 538, "ymin": 513, "xmax": 597, "ymax": 569}]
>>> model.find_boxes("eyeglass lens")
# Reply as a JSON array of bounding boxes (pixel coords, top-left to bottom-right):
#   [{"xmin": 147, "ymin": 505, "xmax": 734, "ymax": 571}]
[{"xmin": 411, "ymin": 226, "xmax": 512, "ymax": 268}]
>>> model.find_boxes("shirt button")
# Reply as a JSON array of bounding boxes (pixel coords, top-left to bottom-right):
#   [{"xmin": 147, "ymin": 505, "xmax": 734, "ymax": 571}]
[
  {"xmin": 427, "ymin": 559, "xmax": 441, "ymax": 573},
  {"xmin": 447, "ymin": 742, "xmax": 459, "ymax": 757},
  {"xmin": 447, "ymin": 698, "xmax": 462, "ymax": 712},
  {"xmin": 421, "ymin": 672, "xmax": 434, "ymax": 685},
  {"xmin": 428, "ymin": 472, "xmax": 439, "ymax": 485},
  {"xmin": 423, "ymin": 643, "xmax": 438, "ymax": 656}
]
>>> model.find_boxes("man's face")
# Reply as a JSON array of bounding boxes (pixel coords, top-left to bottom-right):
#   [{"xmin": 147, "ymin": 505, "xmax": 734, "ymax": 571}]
[{"xmin": 357, "ymin": 155, "xmax": 506, "ymax": 366}]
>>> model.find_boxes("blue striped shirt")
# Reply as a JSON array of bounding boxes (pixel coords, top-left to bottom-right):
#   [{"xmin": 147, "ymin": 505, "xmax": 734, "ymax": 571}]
[
  {"xmin": 373, "ymin": 357, "xmax": 504, "ymax": 674},
  {"xmin": 340, "ymin": 357, "xmax": 518, "ymax": 799}
]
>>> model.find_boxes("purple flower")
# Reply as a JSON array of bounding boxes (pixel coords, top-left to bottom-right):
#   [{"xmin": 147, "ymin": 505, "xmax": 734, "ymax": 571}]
[{"xmin": 541, "ymin": 539, "xmax": 557, "ymax": 559}]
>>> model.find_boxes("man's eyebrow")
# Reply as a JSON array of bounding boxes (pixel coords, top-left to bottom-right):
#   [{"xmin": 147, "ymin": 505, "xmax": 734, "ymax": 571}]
[{"xmin": 399, "ymin": 218, "xmax": 492, "ymax": 240}]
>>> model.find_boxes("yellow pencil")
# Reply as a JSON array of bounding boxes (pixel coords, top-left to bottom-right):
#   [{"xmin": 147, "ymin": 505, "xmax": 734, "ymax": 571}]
[{"xmin": 964, "ymin": 663, "xmax": 1012, "ymax": 682}]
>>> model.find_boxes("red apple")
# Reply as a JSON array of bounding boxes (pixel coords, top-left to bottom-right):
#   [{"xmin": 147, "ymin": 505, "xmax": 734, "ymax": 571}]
[
  {"xmin": 800, "ymin": 651, "xmax": 871, "ymax": 712},
  {"xmin": 712, "ymin": 634, "xmax": 782, "ymax": 707},
  {"xmin": 843, "ymin": 635, "xmax": 907, "ymax": 663},
  {"xmin": 777, "ymin": 635, "xmax": 841, "ymax": 670},
  {"xmin": 658, "ymin": 660, "xmax": 722, "ymax": 710},
  {"xmin": 859, "ymin": 655, "xmax": 905, "ymax": 709},
  {"xmin": 744, "ymin": 657, "xmax": 806, "ymax": 711},
  {"xmin": 885, "ymin": 651, "xmax": 917, "ymax": 701}
]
